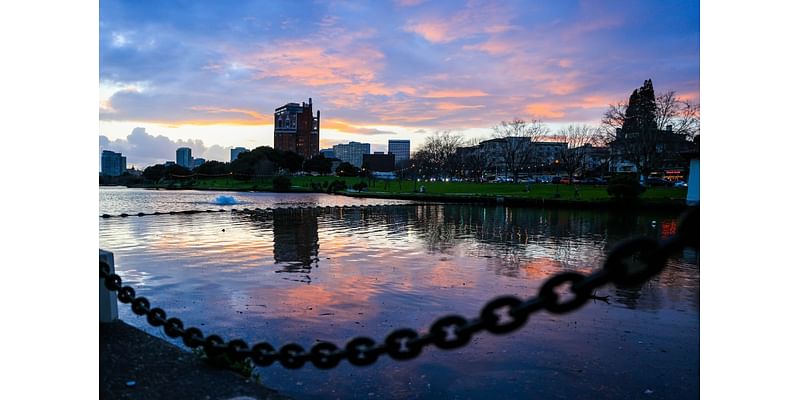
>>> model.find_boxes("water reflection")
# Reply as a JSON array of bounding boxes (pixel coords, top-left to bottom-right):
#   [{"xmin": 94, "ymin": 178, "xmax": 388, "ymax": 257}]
[
  {"xmin": 100, "ymin": 201, "xmax": 699, "ymax": 399},
  {"xmin": 272, "ymin": 209, "xmax": 319, "ymax": 276}
]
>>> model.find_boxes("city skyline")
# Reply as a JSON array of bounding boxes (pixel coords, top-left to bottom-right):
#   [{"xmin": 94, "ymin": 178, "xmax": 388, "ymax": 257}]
[{"xmin": 99, "ymin": 0, "xmax": 699, "ymax": 168}]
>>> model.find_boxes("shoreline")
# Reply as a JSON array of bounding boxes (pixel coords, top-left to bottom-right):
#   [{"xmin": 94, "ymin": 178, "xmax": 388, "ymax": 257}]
[{"xmin": 109, "ymin": 184, "xmax": 690, "ymax": 211}]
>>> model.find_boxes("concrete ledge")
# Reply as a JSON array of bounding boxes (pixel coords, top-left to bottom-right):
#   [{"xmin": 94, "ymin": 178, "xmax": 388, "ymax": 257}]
[{"xmin": 100, "ymin": 320, "xmax": 288, "ymax": 400}]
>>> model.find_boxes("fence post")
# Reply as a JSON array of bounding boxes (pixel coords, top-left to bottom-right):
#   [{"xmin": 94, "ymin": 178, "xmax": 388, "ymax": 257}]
[{"xmin": 99, "ymin": 249, "xmax": 118, "ymax": 323}]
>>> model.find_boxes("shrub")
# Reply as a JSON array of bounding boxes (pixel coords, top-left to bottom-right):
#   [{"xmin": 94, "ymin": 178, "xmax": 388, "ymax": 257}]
[
  {"xmin": 607, "ymin": 174, "xmax": 645, "ymax": 201},
  {"xmin": 327, "ymin": 180, "xmax": 347, "ymax": 193},
  {"xmin": 272, "ymin": 176, "xmax": 291, "ymax": 192},
  {"xmin": 353, "ymin": 181, "xmax": 368, "ymax": 192}
]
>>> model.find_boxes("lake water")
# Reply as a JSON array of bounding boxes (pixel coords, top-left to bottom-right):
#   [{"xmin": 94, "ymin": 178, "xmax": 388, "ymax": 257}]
[{"xmin": 99, "ymin": 187, "xmax": 699, "ymax": 399}]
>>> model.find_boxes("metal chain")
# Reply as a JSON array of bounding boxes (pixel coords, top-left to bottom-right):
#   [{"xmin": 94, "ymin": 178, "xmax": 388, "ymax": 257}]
[
  {"xmin": 100, "ymin": 203, "xmax": 427, "ymax": 218},
  {"xmin": 100, "ymin": 206, "xmax": 699, "ymax": 369}
]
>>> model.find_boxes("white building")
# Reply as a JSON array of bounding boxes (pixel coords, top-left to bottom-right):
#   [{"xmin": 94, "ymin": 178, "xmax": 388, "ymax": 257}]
[{"xmin": 333, "ymin": 141, "xmax": 371, "ymax": 167}]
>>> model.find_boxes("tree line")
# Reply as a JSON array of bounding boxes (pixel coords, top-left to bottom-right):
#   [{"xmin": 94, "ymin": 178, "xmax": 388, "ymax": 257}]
[{"xmin": 410, "ymin": 79, "xmax": 699, "ymax": 182}]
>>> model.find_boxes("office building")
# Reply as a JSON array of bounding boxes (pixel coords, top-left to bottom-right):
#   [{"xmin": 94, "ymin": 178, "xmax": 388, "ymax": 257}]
[
  {"xmin": 176, "ymin": 147, "xmax": 193, "ymax": 169},
  {"xmin": 193, "ymin": 158, "xmax": 206, "ymax": 169},
  {"xmin": 231, "ymin": 147, "xmax": 248, "ymax": 162},
  {"xmin": 333, "ymin": 141, "xmax": 370, "ymax": 167},
  {"xmin": 388, "ymin": 140, "xmax": 410, "ymax": 166},
  {"xmin": 363, "ymin": 153, "xmax": 395, "ymax": 172},
  {"xmin": 100, "ymin": 150, "xmax": 126, "ymax": 176},
  {"xmin": 274, "ymin": 98, "xmax": 320, "ymax": 159}
]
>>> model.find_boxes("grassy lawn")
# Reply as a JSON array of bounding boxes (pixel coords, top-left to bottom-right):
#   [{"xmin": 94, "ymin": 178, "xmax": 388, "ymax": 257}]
[{"xmin": 140, "ymin": 176, "xmax": 686, "ymax": 202}]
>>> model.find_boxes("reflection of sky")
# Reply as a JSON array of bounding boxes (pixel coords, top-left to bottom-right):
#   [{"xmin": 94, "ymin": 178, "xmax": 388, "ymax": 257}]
[{"xmin": 100, "ymin": 199, "xmax": 698, "ymax": 399}]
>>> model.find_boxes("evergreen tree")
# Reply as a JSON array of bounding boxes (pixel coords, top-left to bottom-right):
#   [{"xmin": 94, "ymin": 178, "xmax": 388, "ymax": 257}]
[{"xmin": 622, "ymin": 79, "xmax": 657, "ymax": 135}]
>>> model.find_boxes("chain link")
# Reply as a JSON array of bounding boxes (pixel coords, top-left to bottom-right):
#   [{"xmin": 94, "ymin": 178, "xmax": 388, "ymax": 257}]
[{"xmin": 100, "ymin": 206, "xmax": 699, "ymax": 369}]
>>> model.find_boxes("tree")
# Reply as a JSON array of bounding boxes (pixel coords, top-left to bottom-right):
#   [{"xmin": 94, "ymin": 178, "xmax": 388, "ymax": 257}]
[
  {"xmin": 412, "ymin": 130, "xmax": 463, "ymax": 179},
  {"xmin": 336, "ymin": 162, "xmax": 358, "ymax": 177},
  {"xmin": 194, "ymin": 160, "xmax": 230, "ymax": 176},
  {"xmin": 491, "ymin": 118, "xmax": 549, "ymax": 181},
  {"xmin": 303, "ymin": 155, "xmax": 333, "ymax": 175},
  {"xmin": 600, "ymin": 79, "xmax": 698, "ymax": 178},
  {"xmin": 454, "ymin": 137, "xmax": 493, "ymax": 181},
  {"xmin": 551, "ymin": 124, "xmax": 601, "ymax": 181}
]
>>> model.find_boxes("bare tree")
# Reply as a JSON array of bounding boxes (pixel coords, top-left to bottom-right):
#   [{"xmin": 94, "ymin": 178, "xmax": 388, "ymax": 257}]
[
  {"xmin": 655, "ymin": 91, "xmax": 700, "ymax": 139},
  {"xmin": 491, "ymin": 118, "xmax": 549, "ymax": 181},
  {"xmin": 600, "ymin": 87, "xmax": 699, "ymax": 178},
  {"xmin": 600, "ymin": 91, "xmax": 699, "ymax": 142},
  {"xmin": 412, "ymin": 130, "xmax": 463, "ymax": 179},
  {"xmin": 454, "ymin": 137, "xmax": 493, "ymax": 181},
  {"xmin": 551, "ymin": 124, "xmax": 601, "ymax": 181}
]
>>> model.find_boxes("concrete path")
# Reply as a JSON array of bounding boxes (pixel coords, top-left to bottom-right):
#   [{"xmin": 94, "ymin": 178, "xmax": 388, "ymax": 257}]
[{"xmin": 100, "ymin": 320, "xmax": 289, "ymax": 400}]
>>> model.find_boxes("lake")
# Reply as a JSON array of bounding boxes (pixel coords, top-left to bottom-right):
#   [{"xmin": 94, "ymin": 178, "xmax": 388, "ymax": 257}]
[{"xmin": 99, "ymin": 187, "xmax": 699, "ymax": 399}]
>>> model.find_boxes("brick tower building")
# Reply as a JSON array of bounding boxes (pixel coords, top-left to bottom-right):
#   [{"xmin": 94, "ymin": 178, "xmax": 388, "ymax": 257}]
[{"xmin": 274, "ymin": 98, "xmax": 320, "ymax": 159}]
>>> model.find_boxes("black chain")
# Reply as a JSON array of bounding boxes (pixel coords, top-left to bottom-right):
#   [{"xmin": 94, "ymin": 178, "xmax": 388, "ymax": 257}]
[
  {"xmin": 100, "ymin": 203, "xmax": 425, "ymax": 218},
  {"xmin": 100, "ymin": 206, "xmax": 699, "ymax": 369}
]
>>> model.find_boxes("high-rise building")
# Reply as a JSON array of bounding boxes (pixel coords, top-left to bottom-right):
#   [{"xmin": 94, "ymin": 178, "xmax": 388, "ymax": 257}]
[
  {"xmin": 101, "ymin": 150, "xmax": 126, "ymax": 176},
  {"xmin": 274, "ymin": 98, "xmax": 320, "ymax": 159},
  {"xmin": 388, "ymin": 140, "xmax": 411, "ymax": 166},
  {"xmin": 333, "ymin": 141, "xmax": 371, "ymax": 167},
  {"xmin": 193, "ymin": 158, "xmax": 206, "ymax": 169},
  {"xmin": 176, "ymin": 147, "xmax": 193, "ymax": 169},
  {"xmin": 231, "ymin": 147, "xmax": 248, "ymax": 162}
]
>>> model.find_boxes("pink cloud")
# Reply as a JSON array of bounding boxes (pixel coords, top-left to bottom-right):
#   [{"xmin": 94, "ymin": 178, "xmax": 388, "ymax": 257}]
[
  {"xmin": 421, "ymin": 89, "xmax": 489, "ymax": 98},
  {"xmin": 525, "ymin": 104, "xmax": 566, "ymax": 119}
]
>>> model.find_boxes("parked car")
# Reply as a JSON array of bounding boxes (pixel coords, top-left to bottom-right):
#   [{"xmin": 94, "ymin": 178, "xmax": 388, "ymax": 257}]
[
  {"xmin": 645, "ymin": 177, "xmax": 672, "ymax": 187},
  {"xmin": 551, "ymin": 176, "xmax": 563, "ymax": 184},
  {"xmin": 581, "ymin": 177, "xmax": 607, "ymax": 185},
  {"xmin": 673, "ymin": 180, "xmax": 688, "ymax": 188}
]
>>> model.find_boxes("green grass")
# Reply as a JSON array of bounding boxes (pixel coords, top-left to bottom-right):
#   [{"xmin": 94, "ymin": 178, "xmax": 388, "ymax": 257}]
[{"xmin": 135, "ymin": 176, "xmax": 686, "ymax": 203}]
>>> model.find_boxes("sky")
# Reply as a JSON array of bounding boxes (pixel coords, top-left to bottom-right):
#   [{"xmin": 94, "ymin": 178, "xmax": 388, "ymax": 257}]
[{"xmin": 99, "ymin": 0, "xmax": 699, "ymax": 168}]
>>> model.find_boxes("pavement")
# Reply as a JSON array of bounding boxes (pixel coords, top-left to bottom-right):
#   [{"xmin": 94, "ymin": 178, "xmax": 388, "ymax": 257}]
[{"xmin": 100, "ymin": 320, "xmax": 289, "ymax": 400}]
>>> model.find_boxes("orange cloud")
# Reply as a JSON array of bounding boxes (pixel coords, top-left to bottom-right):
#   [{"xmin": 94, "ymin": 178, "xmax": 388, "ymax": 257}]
[
  {"xmin": 247, "ymin": 45, "xmax": 384, "ymax": 87},
  {"xmin": 525, "ymin": 103, "xmax": 566, "ymax": 119},
  {"xmin": 190, "ymin": 106, "xmax": 272, "ymax": 122}
]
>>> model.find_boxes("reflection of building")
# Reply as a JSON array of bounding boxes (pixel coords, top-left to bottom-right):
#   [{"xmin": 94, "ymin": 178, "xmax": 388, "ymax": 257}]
[
  {"xmin": 273, "ymin": 209, "xmax": 319, "ymax": 270},
  {"xmin": 176, "ymin": 147, "xmax": 192, "ymax": 169},
  {"xmin": 333, "ymin": 141, "xmax": 370, "ymax": 167},
  {"xmin": 101, "ymin": 150, "xmax": 126, "ymax": 176},
  {"xmin": 274, "ymin": 98, "xmax": 320, "ymax": 159},
  {"xmin": 363, "ymin": 153, "xmax": 395, "ymax": 172},
  {"xmin": 231, "ymin": 147, "xmax": 248, "ymax": 162},
  {"xmin": 388, "ymin": 140, "xmax": 410, "ymax": 166}
]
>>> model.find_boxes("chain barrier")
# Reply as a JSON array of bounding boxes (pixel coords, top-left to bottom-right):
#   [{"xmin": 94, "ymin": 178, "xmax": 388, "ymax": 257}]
[
  {"xmin": 100, "ymin": 206, "xmax": 699, "ymax": 370},
  {"xmin": 100, "ymin": 203, "xmax": 430, "ymax": 219}
]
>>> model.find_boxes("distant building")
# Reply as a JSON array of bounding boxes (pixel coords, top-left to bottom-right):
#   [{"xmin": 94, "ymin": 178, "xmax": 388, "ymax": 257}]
[
  {"xmin": 101, "ymin": 150, "xmax": 126, "ymax": 176},
  {"xmin": 388, "ymin": 140, "xmax": 410, "ymax": 166},
  {"xmin": 333, "ymin": 141, "xmax": 371, "ymax": 167},
  {"xmin": 193, "ymin": 158, "xmax": 206, "ymax": 169},
  {"xmin": 566, "ymin": 144, "xmax": 609, "ymax": 175},
  {"xmin": 164, "ymin": 161, "xmax": 176, "ymax": 166},
  {"xmin": 320, "ymin": 148, "xmax": 336, "ymax": 159},
  {"xmin": 532, "ymin": 141, "xmax": 567, "ymax": 165},
  {"xmin": 176, "ymin": 147, "xmax": 193, "ymax": 169},
  {"xmin": 231, "ymin": 147, "xmax": 248, "ymax": 162},
  {"xmin": 608, "ymin": 126, "xmax": 694, "ymax": 177},
  {"xmin": 274, "ymin": 98, "xmax": 320, "ymax": 159},
  {"xmin": 363, "ymin": 153, "xmax": 395, "ymax": 172}
]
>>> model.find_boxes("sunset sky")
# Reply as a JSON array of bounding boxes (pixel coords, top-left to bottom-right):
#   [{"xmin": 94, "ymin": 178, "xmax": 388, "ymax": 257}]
[{"xmin": 99, "ymin": 0, "xmax": 699, "ymax": 168}]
